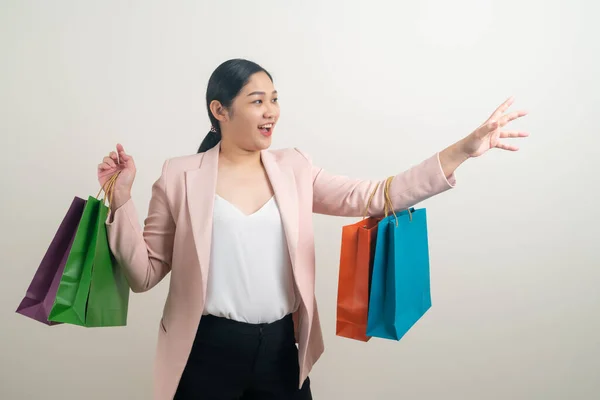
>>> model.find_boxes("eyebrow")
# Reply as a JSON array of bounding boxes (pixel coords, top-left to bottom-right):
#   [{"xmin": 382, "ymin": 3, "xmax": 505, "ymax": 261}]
[{"xmin": 247, "ymin": 90, "xmax": 278, "ymax": 97}]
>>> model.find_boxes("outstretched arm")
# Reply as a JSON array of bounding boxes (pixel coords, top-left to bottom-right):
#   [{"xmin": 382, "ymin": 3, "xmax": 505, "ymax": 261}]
[{"xmin": 306, "ymin": 97, "xmax": 528, "ymax": 217}]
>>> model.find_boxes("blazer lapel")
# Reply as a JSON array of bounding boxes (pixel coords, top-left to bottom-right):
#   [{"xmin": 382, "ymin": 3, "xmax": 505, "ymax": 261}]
[
  {"xmin": 261, "ymin": 150, "xmax": 299, "ymax": 273},
  {"xmin": 185, "ymin": 143, "xmax": 219, "ymax": 298}
]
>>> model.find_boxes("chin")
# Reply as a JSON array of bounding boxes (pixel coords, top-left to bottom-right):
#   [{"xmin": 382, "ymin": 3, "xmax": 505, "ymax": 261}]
[
  {"xmin": 256, "ymin": 140, "xmax": 272, "ymax": 150},
  {"xmin": 254, "ymin": 135, "xmax": 273, "ymax": 150}
]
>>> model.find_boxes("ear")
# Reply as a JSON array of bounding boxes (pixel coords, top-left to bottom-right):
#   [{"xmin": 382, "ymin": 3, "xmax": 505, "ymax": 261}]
[{"xmin": 209, "ymin": 100, "xmax": 230, "ymax": 123}]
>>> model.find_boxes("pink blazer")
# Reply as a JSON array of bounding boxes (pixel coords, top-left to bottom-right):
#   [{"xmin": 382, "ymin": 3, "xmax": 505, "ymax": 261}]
[{"xmin": 105, "ymin": 143, "xmax": 456, "ymax": 399}]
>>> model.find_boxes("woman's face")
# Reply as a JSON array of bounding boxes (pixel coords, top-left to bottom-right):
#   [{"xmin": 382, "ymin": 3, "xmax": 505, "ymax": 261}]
[{"xmin": 215, "ymin": 71, "xmax": 280, "ymax": 152}]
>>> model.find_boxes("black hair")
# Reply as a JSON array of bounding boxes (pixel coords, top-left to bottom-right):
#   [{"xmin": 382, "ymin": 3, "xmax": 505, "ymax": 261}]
[{"xmin": 197, "ymin": 59, "xmax": 273, "ymax": 153}]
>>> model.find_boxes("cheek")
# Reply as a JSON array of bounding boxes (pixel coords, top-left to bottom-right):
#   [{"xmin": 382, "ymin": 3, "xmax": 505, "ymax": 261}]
[
  {"xmin": 274, "ymin": 108, "xmax": 281, "ymax": 119},
  {"xmin": 232, "ymin": 110, "xmax": 254, "ymax": 126}
]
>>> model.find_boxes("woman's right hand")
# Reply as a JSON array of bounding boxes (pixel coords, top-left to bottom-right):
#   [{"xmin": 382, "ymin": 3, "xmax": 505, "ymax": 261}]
[{"xmin": 97, "ymin": 143, "xmax": 136, "ymax": 210}]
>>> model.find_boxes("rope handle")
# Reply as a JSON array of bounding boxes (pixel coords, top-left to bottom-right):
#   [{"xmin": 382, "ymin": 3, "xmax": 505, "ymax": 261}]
[
  {"xmin": 96, "ymin": 171, "xmax": 122, "ymax": 213},
  {"xmin": 362, "ymin": 176, "xmax": 408, "ymax": 227}
]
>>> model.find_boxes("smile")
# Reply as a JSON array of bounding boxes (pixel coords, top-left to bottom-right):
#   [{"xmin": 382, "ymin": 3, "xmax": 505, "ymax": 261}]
[{"xmin": 258, "ymin": 123, "xmax": 274, "ymax": 136}]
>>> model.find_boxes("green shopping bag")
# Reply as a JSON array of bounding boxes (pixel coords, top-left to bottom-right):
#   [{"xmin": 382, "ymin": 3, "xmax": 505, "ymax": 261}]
[{"xmin": 48, "ymin": 173, "xmax": 130, "ymax": 327}]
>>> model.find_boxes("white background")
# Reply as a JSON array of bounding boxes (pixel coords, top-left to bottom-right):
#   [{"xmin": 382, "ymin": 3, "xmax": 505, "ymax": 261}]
[{"xmin": 2, "ymin": 1, "xmax": 599, "ymax": 399}]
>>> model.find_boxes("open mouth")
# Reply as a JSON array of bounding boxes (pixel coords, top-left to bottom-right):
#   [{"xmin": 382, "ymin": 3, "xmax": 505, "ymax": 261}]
[{"xmin": 258, "ymin": 123, "xmax": 274, "ymax": 136}]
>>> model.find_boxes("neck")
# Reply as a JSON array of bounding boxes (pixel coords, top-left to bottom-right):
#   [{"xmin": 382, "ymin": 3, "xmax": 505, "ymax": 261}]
[{"xmin": 218, "ymin": 138, "xmax": 262, "ymax": 168}]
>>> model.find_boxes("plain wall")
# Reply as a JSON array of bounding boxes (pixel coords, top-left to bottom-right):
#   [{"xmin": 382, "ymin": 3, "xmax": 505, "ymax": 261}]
[{"xmin": 2, "ymin": 1, "xmax": 599, "ymax": 399}]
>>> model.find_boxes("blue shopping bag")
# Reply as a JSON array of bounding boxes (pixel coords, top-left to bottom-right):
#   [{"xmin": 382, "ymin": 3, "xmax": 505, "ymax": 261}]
[{"xmin": 366, "ymin": 207, "xmax": 431, "ymax": 340}]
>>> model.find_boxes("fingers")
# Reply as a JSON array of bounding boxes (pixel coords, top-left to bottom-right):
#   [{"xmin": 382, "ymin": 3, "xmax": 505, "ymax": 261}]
[
  {"xmin": 499, "ymin": 110, "xmax": 528, "ymax": 126},
  {"xmin": 98, "ymin": 147, "xmax": 121, "ymax": 171},
  {"xmin": 489, "ymin": 96, "xmax": 515, "ymax": 120},
  {"xmin": 488, "ymin": 96, "xmax": 529, "ymax": 126},
  {"xmin": 103, "ymin": 155, "xmax": 117, "ymax": 168},
  {"xmin": 495, "ymin": 142, "xmax": 520, "ymax": 151},
  {"xmin": 485, "ymin": 109, "xmax": 527, "ymax": 134},
  {"xmin": 499, "ymin": 130, "xmax": 529, "ymax": 139},
  {"xmin": 99, "ymin": 144, "xmax": 132, "ymax": 176},
  {"xmin": 116, "ymin": 143, "xmax": 127, "ymax": 160},
  {"xmin": 99, "ymin": 143, "xmax": 132, "ymax": 179},
  {"xmin": 103, "ymin": 145, "xmax": 131, "ymax": 166},
  {"xmin": 97, "ymin": 162, "xmax": 115, "ymax": 175},
  {"xmin": 479, "ymin": 120, "xmax": 500, "ymax": 135},
  {"xmin": 119, "ymin": 151, "xmax": 131, "ymax": 162},
  {"xmin": 493, "ymin": 127, "xmax": 528, "ymax": 152}
]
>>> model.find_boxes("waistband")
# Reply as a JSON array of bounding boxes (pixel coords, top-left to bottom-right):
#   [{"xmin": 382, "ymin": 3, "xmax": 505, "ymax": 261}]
[{"xmin": 199, "ymin": 313, "xmax": 294, "ymax": 336}]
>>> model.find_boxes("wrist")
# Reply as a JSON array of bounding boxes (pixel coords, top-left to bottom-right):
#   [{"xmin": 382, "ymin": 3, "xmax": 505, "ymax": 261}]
[
  {"xmin": 439, "ymin": 139, "xmax": 471, "ymax": 178},
  {"xmin": 111, "ymin": 190, "xmax": 131, "ymax": 210},
  {"xmin": 453, "ymin": 138, "xmax": 472, "ymax": 161}
]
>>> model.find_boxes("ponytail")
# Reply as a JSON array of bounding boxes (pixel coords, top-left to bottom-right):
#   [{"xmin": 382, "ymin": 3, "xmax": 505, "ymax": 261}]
[{"xmin": 197, "ymin": 130, "xmax": 221, "ymax": 153}]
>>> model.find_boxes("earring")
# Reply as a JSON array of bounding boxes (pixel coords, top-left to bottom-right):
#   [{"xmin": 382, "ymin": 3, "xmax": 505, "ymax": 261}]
[{"xmin": 210, "ymin": 125, "xmax": 217, "ymax": 133}]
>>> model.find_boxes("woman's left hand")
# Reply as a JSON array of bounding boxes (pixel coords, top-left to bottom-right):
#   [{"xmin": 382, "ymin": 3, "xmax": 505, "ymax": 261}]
[{"xmin": 461, "ymin": 97, "xmax": 529, "ymax": 158}]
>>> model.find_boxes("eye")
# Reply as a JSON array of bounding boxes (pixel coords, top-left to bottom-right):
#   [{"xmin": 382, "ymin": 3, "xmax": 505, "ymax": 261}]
[
  {"xmin": 272, "ymin": 98, "xmax": 278, "ymax": 103},
  {"xmin": 253, "ymin": 99, "xmax": 263, "ymax": 104}
]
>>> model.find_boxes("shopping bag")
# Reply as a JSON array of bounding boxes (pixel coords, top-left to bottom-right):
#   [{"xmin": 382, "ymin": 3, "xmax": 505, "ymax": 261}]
[
  {"xmin": 336, "ymin": 182, "xmax": 383, "ymax": 342},
  {"xmin": 336, "ymin": 217, "xmax": 380, "ymax": 341},
  {"xmin": 85, "ymin": 198, "xmax": 130, "ymax": 326},
  {"xmin": 16, "ymin": 197, "xmax": 86, "ymax": 325},
  {"xmin": 48, "ymin": 172, "xmax": 130, "ymax": 327},
  {"xmin": 366, "ymin": 178, "xmax": 431, "ymax": 341}
]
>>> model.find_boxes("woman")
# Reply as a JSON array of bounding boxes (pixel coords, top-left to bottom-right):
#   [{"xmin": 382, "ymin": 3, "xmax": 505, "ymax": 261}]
[{"xmin": 97, "ymin": 59, "xmax": 528, "ymax": 400}]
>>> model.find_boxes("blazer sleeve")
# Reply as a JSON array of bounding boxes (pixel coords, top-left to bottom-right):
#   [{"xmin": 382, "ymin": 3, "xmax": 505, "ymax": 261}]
[
  {"xmin": 104, "ymin": 159, "xmax": 175, "ymax": 293},
  {"xmin": 295, "ymin": 149, "xmax": 456, "ymax": 217}
]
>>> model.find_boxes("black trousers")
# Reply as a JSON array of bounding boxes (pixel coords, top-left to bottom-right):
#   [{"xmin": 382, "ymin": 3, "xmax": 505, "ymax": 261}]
[{"xmin": 174, "ymin": 313, "xmax": 312, "ymax": 400}]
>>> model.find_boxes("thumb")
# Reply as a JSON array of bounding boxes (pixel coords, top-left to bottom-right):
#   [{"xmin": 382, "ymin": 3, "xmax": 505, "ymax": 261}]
[{"xmin": 116, "ymin": 143, "xmax": 132, "ymax": 162}]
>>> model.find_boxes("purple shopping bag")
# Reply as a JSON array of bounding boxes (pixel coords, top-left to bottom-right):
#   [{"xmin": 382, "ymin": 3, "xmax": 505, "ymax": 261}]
[{"xmin": 16, "ymin": 197, "xmax": 86, "ymax": 325}]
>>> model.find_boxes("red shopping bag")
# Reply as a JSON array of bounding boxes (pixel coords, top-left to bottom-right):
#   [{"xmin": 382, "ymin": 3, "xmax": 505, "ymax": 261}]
[
  {"xmin": 336, "ymin": 216, "xmax": 380, "ymax": 341},
  {"xmin": 335, "ymin": 180, "xmax": 389, "ymax": 342}
]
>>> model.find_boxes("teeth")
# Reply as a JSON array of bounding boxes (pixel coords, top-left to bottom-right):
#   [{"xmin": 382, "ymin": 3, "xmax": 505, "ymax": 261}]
[{"xmin": 259, "ymin": 124, "xmax": 273, "ymax": 129}]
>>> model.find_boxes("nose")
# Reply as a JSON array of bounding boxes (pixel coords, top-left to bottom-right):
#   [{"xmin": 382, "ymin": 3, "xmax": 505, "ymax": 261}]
[{"xmin": 264, "ymin": 103, "xmax": 277, "ymax": 120}]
